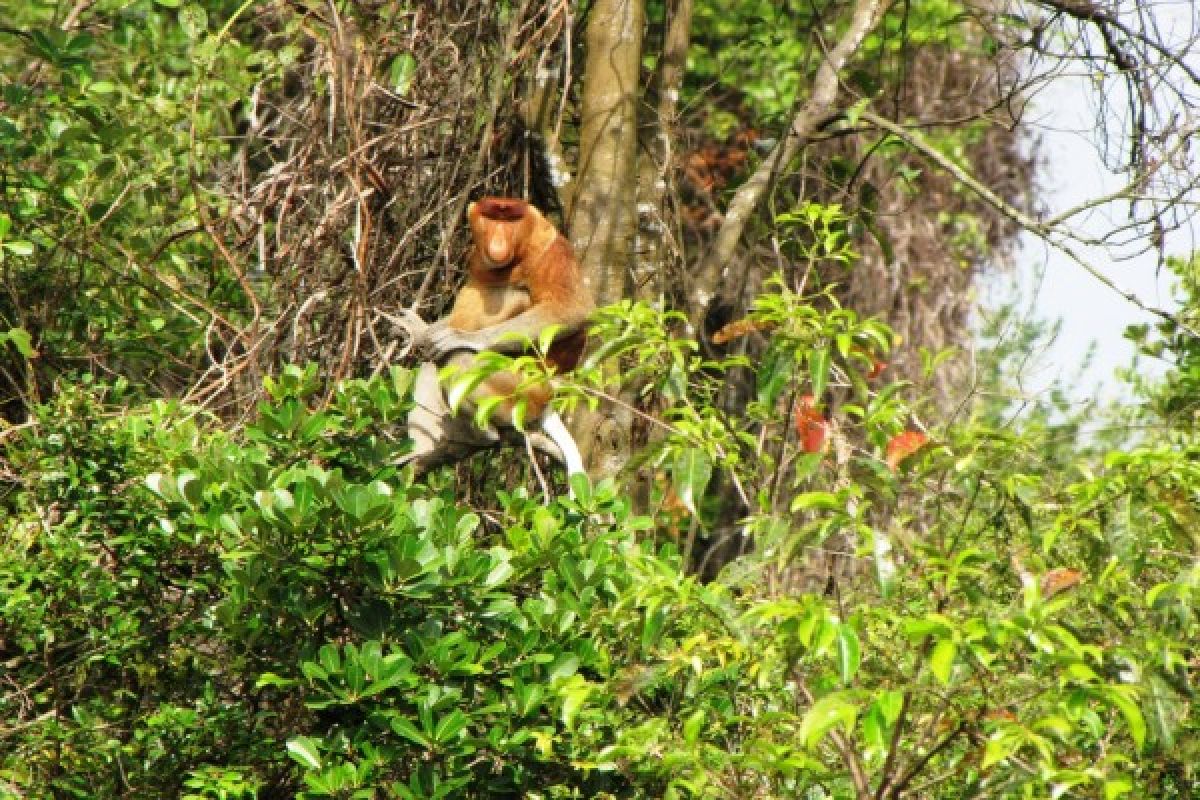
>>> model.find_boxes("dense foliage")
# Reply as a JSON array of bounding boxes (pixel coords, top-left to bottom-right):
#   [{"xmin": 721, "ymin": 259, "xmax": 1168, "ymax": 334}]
[{"xmin": 4, "ymin": 289, "xmax": 1199, "ymax": 797}]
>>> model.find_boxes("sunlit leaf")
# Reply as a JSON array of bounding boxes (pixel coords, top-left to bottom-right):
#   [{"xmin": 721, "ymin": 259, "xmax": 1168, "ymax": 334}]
[
  {"xmin": 808, "ymin": 348, "xmax": 831, "ymax": 398},
  {"xmin": 672, "ymin": 447, "xmax": 712, "ymax": 516},
  {"xmin": 286, "ymin": 737, "xmax": 322, "ymax": 770},
  {"xmin": 836, "ymin": 624, "xmax": 861, "ymax": 683},
  {"xmin": 798, "ymin": 693, "xmax": 858, "ymax": 750},
  {"xmin": 930, "ymin": 638, "xmax": 956, "ymax": 685}
]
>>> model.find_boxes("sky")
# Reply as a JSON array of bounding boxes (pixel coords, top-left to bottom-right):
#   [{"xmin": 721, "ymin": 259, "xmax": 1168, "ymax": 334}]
[{"xmin": 987, "ymin": 3, "xmax": 1196, "ymax": 405}]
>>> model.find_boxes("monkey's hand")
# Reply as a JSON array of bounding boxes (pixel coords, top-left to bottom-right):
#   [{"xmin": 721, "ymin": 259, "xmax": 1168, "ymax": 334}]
[
  {"xmin": 388, "ymin": 308, "xmax": 432, "ymax": 359},
  {"xmin": 393, "ymin": 308, "xmax": 430, "ymax": 337},
  {"xmin": 423, "ymin": 325, "xmax": 486, "ymax": 357}
]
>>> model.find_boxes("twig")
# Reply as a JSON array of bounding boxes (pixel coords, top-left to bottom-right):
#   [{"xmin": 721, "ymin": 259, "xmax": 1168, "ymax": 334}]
[
  {"xmin": 860, "ymin": 109, "xmax": 1198, "ymax": 340},
  {"xmin": 693, "ymin": 0, "xmax": 885, "ymax": 302}
]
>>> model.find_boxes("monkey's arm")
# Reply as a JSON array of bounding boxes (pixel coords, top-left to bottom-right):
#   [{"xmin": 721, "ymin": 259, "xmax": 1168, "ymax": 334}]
[{"xmin": 425, "ymin": 305, "xmax": 588, "ymax": 356}]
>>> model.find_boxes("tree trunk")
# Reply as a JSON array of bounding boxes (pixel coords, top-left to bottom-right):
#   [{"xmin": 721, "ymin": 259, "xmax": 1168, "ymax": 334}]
[
  {"xmin": 634, "ymin": 0, "xmax": 692, "ymax": 304},
  {"xmin": 569, "ymin": 0, "xmax": 645, "ymax": 477}
]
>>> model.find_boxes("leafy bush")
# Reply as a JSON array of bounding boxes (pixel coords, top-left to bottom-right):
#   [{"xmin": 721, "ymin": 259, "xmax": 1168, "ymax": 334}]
[
  {"xmin": 0, "ymin": 0, "xmax": 269, "ymax": 409},
  {"xmin": 5, "ymin": 300, "xmax": 1198, "ymax": 799},
  {"xmin": 0, "ymin": 367, "xmax": 636, "ymax": 796}
]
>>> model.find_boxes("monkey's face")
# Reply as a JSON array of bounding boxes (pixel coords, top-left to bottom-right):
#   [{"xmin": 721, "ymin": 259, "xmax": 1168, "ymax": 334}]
[{"xmin": 468, "ymin": 198, "xmax": 537, "ymax": 270}]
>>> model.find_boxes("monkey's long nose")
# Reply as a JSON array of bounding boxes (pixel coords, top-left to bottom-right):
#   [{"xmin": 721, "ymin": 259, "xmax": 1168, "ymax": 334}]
[{"xmin": 486, "ymin": 240, "xmax": 513, "ymax": 265}]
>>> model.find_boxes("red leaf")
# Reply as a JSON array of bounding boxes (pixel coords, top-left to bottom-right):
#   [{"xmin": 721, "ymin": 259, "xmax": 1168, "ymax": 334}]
[
  {"xmin": 885, "ymin": 430, "xmax": 927, "ymax": 470},
  {"xmin": 795, "ymin": 395, "xmax": 829, "ymax": 454},
  {"xmin": 1040, "ymin": 568, "xmax": 1082, "ymax": 597},
  {"xmin": 712, "ymin": 318, "xmax": 773, "ymax": 345}
]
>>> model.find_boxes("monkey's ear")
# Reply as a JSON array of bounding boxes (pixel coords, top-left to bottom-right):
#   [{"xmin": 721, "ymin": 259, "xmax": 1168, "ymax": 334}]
[{"xmin": 467, "ymin": 201, "xmax": 477, "ymax": 217}]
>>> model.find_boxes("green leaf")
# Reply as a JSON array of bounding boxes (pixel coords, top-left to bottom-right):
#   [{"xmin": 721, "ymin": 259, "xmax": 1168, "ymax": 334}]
[
  {"xmin": 1103, "ymin": 686, "xmax": 1146, "ymax": 751},
  {"xmin": 930, "ymin": 638, "xmax": 956, "ymax": 686},
  {"xmin": 444, "ymin": 369, "xmax": 487, "ymax": 413},
  {"xmin": 981, "ymin": 729, "xmax": 1022, "ymax": 770},
  {"xmin": 836, "ymin": 624, "xmax": 861, "ymax": 683},
  {"xmin": 756, "ymin": 342, "xmax": 794, "ymax": 407},
  {"xmin": 682, "ymin": 710, "xmax": 705, "ymax": 744},
  {"xmin": 790, "ymin": 491, "xmax": 842, "ymax": 512},
  {"xmin": 484, "ymin": 557, "xmax": 513, "ymax": 588},
  {"xmin": 286, "ymin": 737, "xmax": 323, "ymax": 770},
  {"xmin": 390, "ymin": 717, "xmax": 431, "ymax": 748},
  {"xmin": 388, "ymin": 53, "xmax": 418, "ymax": 95},
  {"xmin": 548, "ymin": 655, "xmax": 580, "ymax": 683},
  {"xmin": 179, "ymin": 3, "xmax": 208, "ymax": 36},
  {"xmin": 862, "ymin": 689, "xmax": 905, "ymax": 748},
  {"xmin": 2, "ymin": 240, "xmax": 34, "ymax": 256},
  {"xmin": 560, "ymin": 678, "xmax": 593, "ymax": 729},
  {"xmin": 433, "ymin": 710, "xmax": 469, "ymax": 743},
  {"xmin": 1104, "ymin": 777, "xmax": 1133, "ymax": 800},
  {"xmin": 808, "ymin": 348, "xmax": 831, "ymax": 398},
  {"xmin": 798, "ymin": 692, "xmax": 858, "ymax": 750},
  {"xmin": 672, "ymin": 447, "xmax": 712, "ymax": 516},
  {"xmin": 2, "ymin": 328, "xmax": 34, "ymax": 358},
  {"xmin": 257, "ymin": 672, "xmax": 297, "ymax": 689}
]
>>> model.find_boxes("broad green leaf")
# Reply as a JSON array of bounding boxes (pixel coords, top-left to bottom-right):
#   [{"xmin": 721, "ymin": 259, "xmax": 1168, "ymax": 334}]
[
  {"xmin": 178, "ymin": 4, "xmax": 208, "ymax": 37},
  {"xmin": 1103, "ymin": 686, "xmax": 1146, "ymax": 751},
  {"xmin": 433, "ymin": 711, "xmax": 469, "ymax": 743},
  {"xmin": 484, "ymin": 557, "xmax": 514, "ymax": 587},
  {"xmin": 3, "ymin": 240, "xmax": 34, "ymax": 256},
  {"xmin": 548, "ymin": 655, "xmax": 580, "ymax": 683},
  {"xmin": 286, "ymin": 737, "xmax": 322, "ymax": 770},
  {"xmin": 391, "ymin": 717, "xmax": 431, "ymax": 748},
  {"xmin": 560, "ymin": 681, "xmax": 592, "ymax": 729},
  {"xmin": 930, "ymin": 638, "xmax": 956, "ymax": 686},
  {"xmin": 756, "ymin": 342, "xmax": 794, "ymax": 407},
  {"xmin": 1104, "ymin": 778, "xmax": 1133, "ymax": 800},
  {"xmin": 672, "ymin": 447, "xmax": 712, "ymax": 516},
  {"xmin": 981, "ymin": 729, "xmax": 1021, "ymax": 770},
  {"xmin": 836, "ymin": 624, "xmax": 861, "ymax": 683},
  {"xmin": 798, "ymin": 692, "xmax": 858, "ymax": 750},
  {"xmin": 389, "ymin": 53, "xmax": 417, "ymax": 95}
]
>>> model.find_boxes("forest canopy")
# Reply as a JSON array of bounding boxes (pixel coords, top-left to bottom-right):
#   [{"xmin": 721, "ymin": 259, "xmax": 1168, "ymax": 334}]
[{"xmin": 1, "ymin": 0, "xmax": 1199, "ymax": 797}]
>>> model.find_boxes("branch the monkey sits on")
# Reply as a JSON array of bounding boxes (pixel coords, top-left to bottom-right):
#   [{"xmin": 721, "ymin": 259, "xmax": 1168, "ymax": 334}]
[{"xmin": 399, "ymin": 197, "xmax": 593, "ymax": 480}]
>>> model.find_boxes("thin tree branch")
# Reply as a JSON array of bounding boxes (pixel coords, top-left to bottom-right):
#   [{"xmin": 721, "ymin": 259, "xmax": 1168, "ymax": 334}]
[
  {"xmin": 859, "ymin": 109, "xmax": 1198, "ymax": 340},
  {"xmin": 693, "ymin": 0, "xmax": 885, "ymax": 308}
]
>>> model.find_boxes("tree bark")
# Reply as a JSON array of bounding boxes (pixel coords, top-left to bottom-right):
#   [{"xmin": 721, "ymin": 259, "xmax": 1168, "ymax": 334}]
[
  {"xmin": 569, "ymin": 0, "xmax": 645, "ymax": 476},
  {"xmin": 570, "ymin": 0, "xmax": 644, "ymax": 306},
  {"xmin": 692, "ymin": 0, "xmax": 885, "ymax": 323},
  {"xmin": 635, "ymin": 0, "xmax": 693, "ymax": 303}
]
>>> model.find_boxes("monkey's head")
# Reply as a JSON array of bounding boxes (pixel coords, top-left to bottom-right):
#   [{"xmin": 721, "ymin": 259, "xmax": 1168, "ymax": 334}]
[{"xmin": 467, "ymin": 197, "xmax": 545, "ymax": 269}]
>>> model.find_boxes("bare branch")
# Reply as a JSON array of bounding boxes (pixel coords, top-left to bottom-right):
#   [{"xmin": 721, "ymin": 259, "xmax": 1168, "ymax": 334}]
[
  {"xmin": 860, "ymin": 109, "xmax": 1199, "ymax": 339},
  {"xmin": 693, "ymin": 0, "xmax": 885, "ymax": 305}
]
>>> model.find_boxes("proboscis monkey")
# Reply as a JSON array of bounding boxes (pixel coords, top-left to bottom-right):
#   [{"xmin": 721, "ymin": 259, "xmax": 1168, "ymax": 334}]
[
  {"xmin": 421, "ymin": 197, "xmax": 593, "ymax": 367},
  {"xmin": 401, "ymin": 197, "xmax": 592, "ymax": 478}
]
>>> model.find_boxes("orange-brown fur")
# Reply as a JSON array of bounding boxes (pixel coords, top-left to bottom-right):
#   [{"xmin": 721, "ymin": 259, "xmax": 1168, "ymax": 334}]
[{"xmin": 438, "ymin": 197, "xmax": 592, "ymax": 423}]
